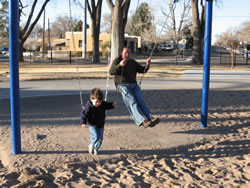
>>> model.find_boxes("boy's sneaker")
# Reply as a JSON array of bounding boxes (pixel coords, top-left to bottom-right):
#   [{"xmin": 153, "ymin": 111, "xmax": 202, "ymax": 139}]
[
  {"xmin": 93, "ymin": 150, "xmax": 98, "ymax": 155},
  {"xmin": 141, "ymin": 120, "xmax": 153, "ymax": 128},
  {"xmin": 149, "ymin": 117, "xmax": 160, "ymax": 127},
  {"xmin": 88, "ymin": 145, "xmax": 94, "ymax": 154}
]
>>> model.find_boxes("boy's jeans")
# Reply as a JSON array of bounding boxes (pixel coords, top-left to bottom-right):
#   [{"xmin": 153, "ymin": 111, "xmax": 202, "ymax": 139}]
[
  {"xmin": 118, "ymin": 83, "xmax": 152, "ymax": 126},
  {"xmin": 88, "ymin": 125, "xmax": 104, "ymax": 151}
]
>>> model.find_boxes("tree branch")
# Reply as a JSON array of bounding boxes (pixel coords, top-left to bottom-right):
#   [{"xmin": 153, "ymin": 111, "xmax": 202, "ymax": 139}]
[
  {"xmin": 86, "ymin": 0, "xmax": 93, "ymax": 19},
  {"xmin": 22, "ymin": 0, "xmax": 38, "ymax": 33},
  {"xmin": 122, "ymin": 0, "xmax": 130, "ymax": 26},
  {"xmin": 23, "ymin": 0, "xmax": 50, "ymax": 42},
  {"xmin": 106, "ymin": 0, "xmax": 114, "ymax": 11}
]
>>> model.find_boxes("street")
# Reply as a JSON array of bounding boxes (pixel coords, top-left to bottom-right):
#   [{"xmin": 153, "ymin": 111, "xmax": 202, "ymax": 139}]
[{"xmin": 1, "ymin": 69, "xmax": 250, "ymax": 99}]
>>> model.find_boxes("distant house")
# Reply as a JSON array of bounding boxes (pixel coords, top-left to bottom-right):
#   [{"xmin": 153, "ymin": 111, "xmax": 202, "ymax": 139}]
[
  {"xmin": 52, "ymin": 39, "xmax": 68, "ymax": 51},
  {"xmin": 50, "ymin": 30, "xmax": 141, "ymax": 56}
]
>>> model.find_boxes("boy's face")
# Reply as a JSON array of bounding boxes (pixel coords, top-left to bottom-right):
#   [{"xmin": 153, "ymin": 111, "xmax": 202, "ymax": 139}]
[{"xmin": 91, "ymin": 98, "xmax": 102, "ymax": 107}]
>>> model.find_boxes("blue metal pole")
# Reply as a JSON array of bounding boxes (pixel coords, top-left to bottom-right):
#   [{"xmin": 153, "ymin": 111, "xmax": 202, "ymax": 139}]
[
  {"xmin": 200, "ymin": 0, "xmax": 213, "ymax": 128},
  {"xmin": 9, "ymin": 0, "xmax": 21, "ymax": 154}
]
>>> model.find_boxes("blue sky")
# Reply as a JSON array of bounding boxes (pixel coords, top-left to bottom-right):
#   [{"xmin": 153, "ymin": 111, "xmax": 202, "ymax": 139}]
[{"xmin": 37, "ymin": 0, "xmax": 250, "ymax": 44}]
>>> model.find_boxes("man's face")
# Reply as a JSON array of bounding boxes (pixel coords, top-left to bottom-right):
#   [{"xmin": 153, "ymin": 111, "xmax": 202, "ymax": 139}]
[{"xmin": 121, "ymin": 48, "xmax": 131, "ymax": 61}]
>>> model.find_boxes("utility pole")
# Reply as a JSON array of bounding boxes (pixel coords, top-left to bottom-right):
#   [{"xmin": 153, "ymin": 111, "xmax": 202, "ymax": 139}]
[
  {"xmin": 48, "ymin": 18, "xmax": 52, "ymax": 63},
  {"xmin": 82, "ymin": 0, "xmax": 87, "ymax": 58},
  {"xmin": 42, "ymin": 9, "xmax": 45, "ymax": 58}
]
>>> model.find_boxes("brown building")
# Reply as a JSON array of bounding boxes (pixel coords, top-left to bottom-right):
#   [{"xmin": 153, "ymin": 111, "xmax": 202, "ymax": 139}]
[{"xmin": 52, "ymin": 30, "xmax": 141, "ymax": 55}]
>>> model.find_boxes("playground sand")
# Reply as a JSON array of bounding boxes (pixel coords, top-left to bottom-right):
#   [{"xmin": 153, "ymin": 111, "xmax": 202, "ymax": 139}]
[{"xmin": 0, "ymin": 89, "xmax": 249, "ymax": 187}]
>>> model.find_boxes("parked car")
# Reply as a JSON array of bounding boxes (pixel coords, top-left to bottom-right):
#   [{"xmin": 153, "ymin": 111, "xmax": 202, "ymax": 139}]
[
  {"xmin": 0, "ymin": 47, "xmax": 8, "ymax": 54},
  {"xmin": 244, "ymin": 50, "xmax": 250, "ymax": 59},
  {"xmin": 158, "ymin": 43, "xmax": 174, "ymax": 51},
  {"xmin": 235, "ymin": 48, "xmax": 244, "ymax": 55}
]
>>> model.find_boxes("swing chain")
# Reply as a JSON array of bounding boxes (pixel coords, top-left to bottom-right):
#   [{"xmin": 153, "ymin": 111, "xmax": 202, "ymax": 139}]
[
  {"xmin": 139, "ymin": 9, "xmax": 171, "ymax": 86},
  {"xmin": 104, "ymin": 15, "xmax": 112, "ymax": 102},
  {"xmin": 68, "ymin": 0, "xmax": 85, "ymax": 110}
]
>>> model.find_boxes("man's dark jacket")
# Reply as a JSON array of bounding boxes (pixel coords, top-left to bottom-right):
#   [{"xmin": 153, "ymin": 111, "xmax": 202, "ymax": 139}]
[{"xmin": 109, "ymin": 56, "xmax": 149, "ymax": 87}]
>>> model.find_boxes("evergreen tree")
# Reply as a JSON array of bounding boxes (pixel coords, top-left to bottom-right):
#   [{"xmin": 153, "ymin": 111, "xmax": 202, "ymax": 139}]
[
  {"xmin": 131, "ymin": 3, "xmax": 153, "ymax": 37},
  {"xmin": 73, "ymin": 20, "xmax": 83, "ymax": 31}
]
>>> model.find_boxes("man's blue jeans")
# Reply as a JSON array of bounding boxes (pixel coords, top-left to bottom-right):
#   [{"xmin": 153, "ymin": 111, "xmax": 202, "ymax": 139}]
[
  {"xmin": 88, "ymin": 125, "xmax": 104, "ymax": 151},
  {"xmin": 118, "ymin": 83, "xmax": 152, "ymax": 126}
]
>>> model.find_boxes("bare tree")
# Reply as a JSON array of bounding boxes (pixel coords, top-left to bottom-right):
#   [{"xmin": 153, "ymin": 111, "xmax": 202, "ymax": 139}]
[
  {"xmin": 191, "ymin": 0, "xmax": 205, "ymax": 64},
  {"xmin": 161, "ymin": 0, "xmax": 191, "ymax": 48},
  {"xmin": 101, "ymin": 12, "xmax": 112, "ymax": 33},
  {"xmin": 238, "ymin": 21, "xmax": 250, "ymax": 43},
  {"xmin": 86, "ymin": 0, "xmax": 103, "ymax": 64},
  {"xmin": 191, "ymin": 0, "xmax": 222, "ymax": 64},
  {"xmin": 29, "ymin": 24, "xmax": 43, "ymax": 38},
  {"xmin": 24, "ymin": 24, "xmax": 43, "ymax": 51},
  {"xmin": 18, "ymin": 0, "xmax": 50, "ymax": 61},
  {"xmin": 51, "ymin": 15, "xmax": 78, "ymax": 39},
  {"xmin": 215, "ymin": 28, "xmax": 240, "ymax": 69},
  {"xmin": 73, "ymin": 0, "xmax": 103, "ymax": 63},
  {"xmin": 106, "ymin": 0, "xmax": 131, "ymax": 62}
]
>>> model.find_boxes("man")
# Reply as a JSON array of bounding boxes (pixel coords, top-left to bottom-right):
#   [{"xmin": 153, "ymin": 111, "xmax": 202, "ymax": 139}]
[{"xmin": 109, "ymin": 47, "xmax": 159, "ymax": 128}]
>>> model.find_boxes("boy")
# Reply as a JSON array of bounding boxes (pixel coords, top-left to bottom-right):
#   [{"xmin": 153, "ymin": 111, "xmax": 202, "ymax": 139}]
[{"xmin": 81, "ymin": 88, "xmax": 116, "ymax": 155}]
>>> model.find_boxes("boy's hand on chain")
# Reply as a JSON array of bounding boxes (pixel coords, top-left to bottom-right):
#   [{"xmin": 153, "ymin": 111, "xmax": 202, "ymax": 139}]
[
  {"xmin": 82, "ymin": 124, "xmax": 88, "ymax": 128},
  {"xmin": 113, "ymin": 101, "xmax": 117, "ymax": 107}
]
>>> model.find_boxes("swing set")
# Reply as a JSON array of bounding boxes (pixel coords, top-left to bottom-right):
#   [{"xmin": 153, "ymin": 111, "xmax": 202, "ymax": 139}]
[{"xmin": 8, "ymin": 0, "xmax": 214, "ymax": 155}]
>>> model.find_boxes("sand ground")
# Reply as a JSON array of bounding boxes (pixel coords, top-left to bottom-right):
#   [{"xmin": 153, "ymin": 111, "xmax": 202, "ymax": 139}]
[
  {"xmin": 0, "ymin": 88, "xmax": 249, "ymax": 187},
  {"xmin": 0, "ymin": 61, "xmax": 250, "ymax": 187}
]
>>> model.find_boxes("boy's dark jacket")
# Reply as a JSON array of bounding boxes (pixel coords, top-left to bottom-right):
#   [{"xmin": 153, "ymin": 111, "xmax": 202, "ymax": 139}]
[{"xmin": 80, "ymin": 100, "xmax": 114, "ymax": 128}]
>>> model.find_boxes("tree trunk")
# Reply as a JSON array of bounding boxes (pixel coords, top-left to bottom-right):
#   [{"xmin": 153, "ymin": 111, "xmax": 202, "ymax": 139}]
[
  {"xmin": 191, "ymin": 0, "xmax": 202, "ymax": 64},
  {"xmin": 19, "ymin": 40, "xmax": 24, "ymax": 62},
  {"xmin": 91, "ymin": 26, "xmax": 100, "ymax": 63},
  {"xmin": 106, "ymin": 0, "xmax": 130, "ymax": 63},
  {"xmin": 111, "ymin": 2, "xmax": 123, "ymax": 62},
  {"xmin": 18, "ymin": 0, "xmax": 50, "ymax": 62},
  {"xmin": 200, "ymin": 2, "xmax": 205, "ymax": 62},
  {"xmin": 87, "ymin": 0, "xmax": 102, "ymax": 64},
  {"xmin": 169, "ymin": 0, "xmax": 178, "ymax": 49},
  {"xmin": 231, "ymin": 52, "xmax": 235, "ymax": 69}
]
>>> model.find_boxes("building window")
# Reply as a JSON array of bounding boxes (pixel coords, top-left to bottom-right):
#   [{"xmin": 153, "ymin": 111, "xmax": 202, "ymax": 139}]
[{"xmin": 79, "ymin": 40, "xmax": 82, "ymax": 48}]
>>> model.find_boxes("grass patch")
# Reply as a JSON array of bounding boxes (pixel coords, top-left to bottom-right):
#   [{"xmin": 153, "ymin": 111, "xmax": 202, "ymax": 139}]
[{"xmin": 1, "ymin": 60, "xmax": 249, "ymax": 81}]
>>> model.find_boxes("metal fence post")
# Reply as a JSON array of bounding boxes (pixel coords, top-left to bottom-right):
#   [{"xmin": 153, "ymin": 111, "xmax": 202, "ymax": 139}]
[
  {"xmin": 220, "ymin": 52, "xmax": 222, "ymax": 64},
  {"xmin": 69, "ymin": 51, "xmax": 72, "ymax": 64}
]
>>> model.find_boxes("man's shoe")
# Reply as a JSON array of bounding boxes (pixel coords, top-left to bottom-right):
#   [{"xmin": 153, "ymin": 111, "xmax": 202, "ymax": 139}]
[
  {"xmin": 149, "ymin": 117, "xmax": 160, "ymax": 127},
  {"xmin": 88, "ymin": 145, "xmax": 94, "ymax": 154},
  {"xmin": 141, "ymin": 120, "xmax": 153, "ymax": 128},
  {"xmin": 94, "ymin": 149, "xmax": 98, "ymax": 155}
]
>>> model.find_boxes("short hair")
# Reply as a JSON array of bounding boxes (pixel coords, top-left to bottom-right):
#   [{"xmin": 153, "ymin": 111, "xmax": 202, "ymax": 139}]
[
  {"xmin": 122, "ymin": 47, "xmax": 131, "ymax": 52},
  {"xmin": 90, "ymin": 88, "xmax": 103, "ymax": 101}
]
